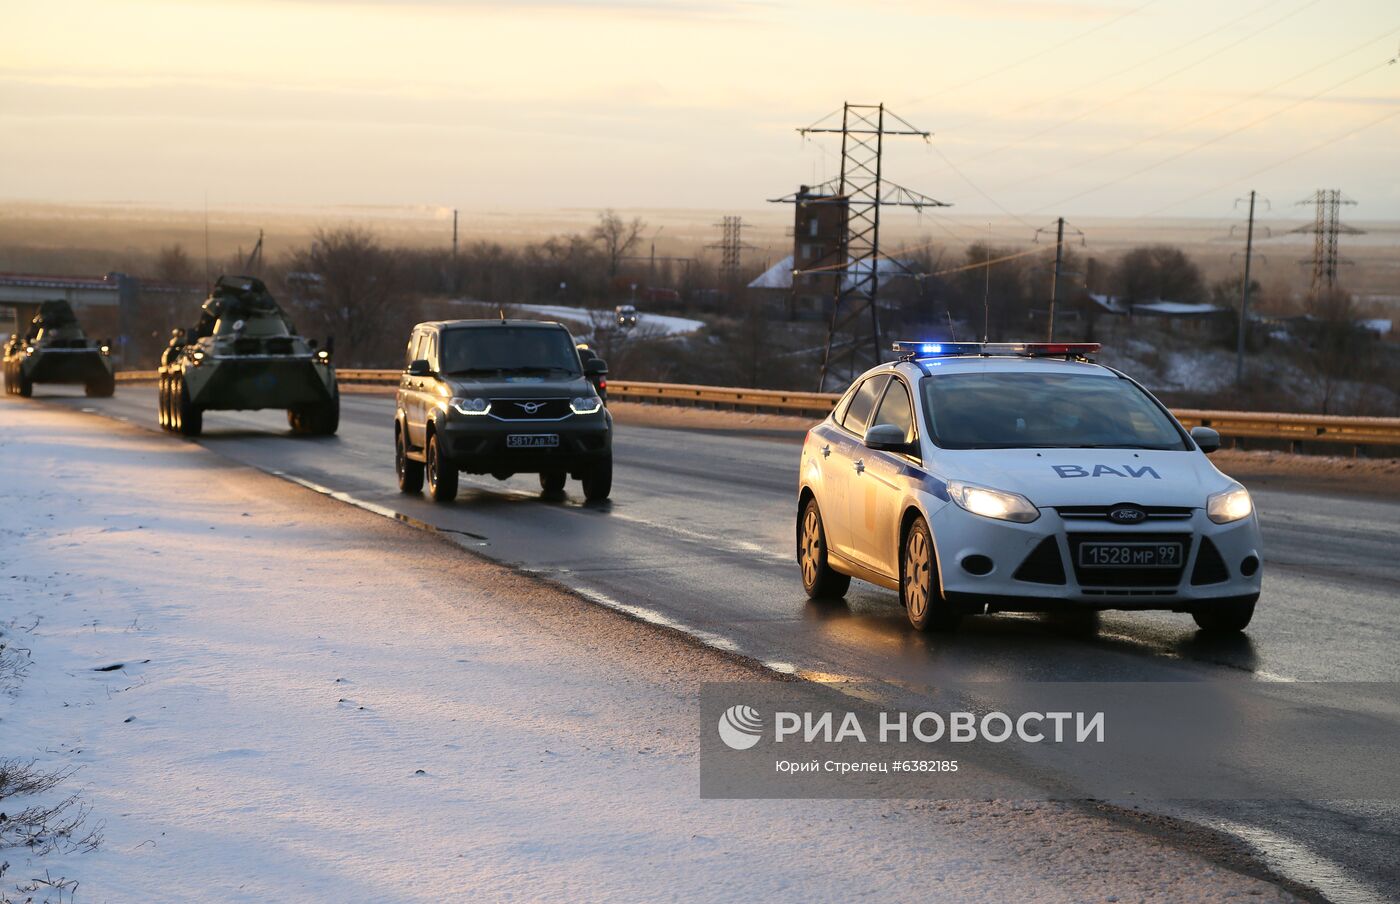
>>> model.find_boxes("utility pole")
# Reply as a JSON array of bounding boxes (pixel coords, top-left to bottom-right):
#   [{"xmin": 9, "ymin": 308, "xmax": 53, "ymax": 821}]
[
  {"xmin": 1237, "ymin": 191, "xmax": 1256, "ymax": 385},
  {"xmin": 770, "ymin": 103, "xmax": 949, "ymax": 390},
  {"xmin": 1034, "ymin": 218, "xmax": 1084, "ymax": 341}
]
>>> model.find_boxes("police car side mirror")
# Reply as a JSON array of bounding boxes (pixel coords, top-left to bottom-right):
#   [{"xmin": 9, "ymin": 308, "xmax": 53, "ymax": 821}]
[
  {"xmin": 1190, "ymin": 426, "xmax": 1221, "ymax": 454},
  {"xmin": 864, "ymin": 423, "xmax": 916, "ymax": 454},
  {"xmin": 407, "ymin": 358, "xmax": 432, "ymax": 377},
  {"xmin": 584, "ymin": 358, "xmax": 608, "ymax": 377}
]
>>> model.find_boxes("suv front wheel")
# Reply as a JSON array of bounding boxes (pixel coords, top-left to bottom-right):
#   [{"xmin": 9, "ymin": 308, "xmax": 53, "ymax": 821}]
[
  {"xmin": 580, "ymin": 456, "xmax": 612, "ymax": 502},
  {"xmin": 426, "ymin": 433, "xmax": 458, "ymax": 503}
]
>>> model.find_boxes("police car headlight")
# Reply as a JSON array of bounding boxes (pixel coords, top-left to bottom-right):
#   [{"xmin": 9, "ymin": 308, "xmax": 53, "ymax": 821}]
[
  {"xmin": 450, "ymin": 397, "xmax": 491, "ymax": 416},
  {"xmin": 569, "ymin": 396, "xmax": 602, "ymax": 415},
  {"xmin": 1207, "ymin": 486, "xmax": 1253, "ymax": 524},
  {"xmin": 947, "ymin": 480, "xmax": 1040, "ymax": 523}
]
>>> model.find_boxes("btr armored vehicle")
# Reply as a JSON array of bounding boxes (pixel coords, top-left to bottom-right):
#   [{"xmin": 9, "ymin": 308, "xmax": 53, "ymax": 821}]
[
  {"xmin": 158, "ymin": 275, "xmax": 338, "ymax": 437},
  {"xmin": 3, "ymin": 300, "xmax": 114, "ymax": 398},
  {"xmin": 394, "ymin": 319, "xmax": 611, "ymax": 503}
]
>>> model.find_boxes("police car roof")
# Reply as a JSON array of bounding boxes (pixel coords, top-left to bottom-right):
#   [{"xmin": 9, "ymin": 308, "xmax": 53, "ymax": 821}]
[{"xmin": 885, "ymin": 355, "xmax": 1117, "ymax": 378}]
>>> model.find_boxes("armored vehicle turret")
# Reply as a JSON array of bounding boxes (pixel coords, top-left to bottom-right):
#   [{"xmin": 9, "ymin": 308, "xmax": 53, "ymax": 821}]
[
  {"xmin": 157, "ymin": 275, "xmax": 338, "ymax": 437},
  {"xmin": 3, "ymin": 300, "xmax": 115, "ymax": 398}
]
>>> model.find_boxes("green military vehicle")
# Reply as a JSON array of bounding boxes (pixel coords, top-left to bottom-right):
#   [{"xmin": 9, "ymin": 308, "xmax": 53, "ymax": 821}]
[
  {"xmin": 3, "ymin": 299, "xmax": 115, "ymax": 398},
  {"xmin": 158, "ymin": 275, "xmax": 338, "ymax": 437}
]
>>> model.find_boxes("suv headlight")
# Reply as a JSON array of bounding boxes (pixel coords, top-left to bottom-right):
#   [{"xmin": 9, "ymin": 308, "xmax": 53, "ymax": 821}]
[
  {"xmin": 946, "ymin": 480, "xmax": 1039, "ymax": 523},
  {"xmin": 570, "ymin": 395, "xmax": 602, "ymax": 415},
  {"xmin": 1207, "ymin": 486, "xmax": 1253, "ymax": 524},
  {"xmin": 450, "ymin": 397, "xmax": 491, "ymax": 416}
]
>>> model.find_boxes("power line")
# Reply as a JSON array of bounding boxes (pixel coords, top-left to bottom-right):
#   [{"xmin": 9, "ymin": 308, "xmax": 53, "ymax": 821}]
[
  {"xmin": 1292, "ymin": 189, "xmax": 1362, "ymax": 295},
  {"xmin": 1024, "ymin": 49, "xmax": 1396, "ymax": 214},
  {"xmin": 902, "ymin": 0, "xmax": 1160, "ymax": 105},
  {"xmin": 972, "ymin": 26, "xmax": 1400, "ymax": 202},
  {"xmin": 1135, "ymin": 101, "xmax": 1400, "ymax": 218}
]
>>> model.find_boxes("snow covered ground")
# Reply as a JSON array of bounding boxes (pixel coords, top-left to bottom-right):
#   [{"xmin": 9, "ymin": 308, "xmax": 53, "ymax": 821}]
[{"xmin": 0, "ymin": 404, "xmax": 1298, "ymax": 902}]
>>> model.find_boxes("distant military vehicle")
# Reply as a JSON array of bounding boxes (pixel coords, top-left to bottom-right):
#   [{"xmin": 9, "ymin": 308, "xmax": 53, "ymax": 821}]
[
  {"xmin": 157, "ymin": 275, "xmax": 338, "ymax": 437},
  {"xmin": 3, "ymin": 299, "xmax": 115, "ymax": 398}
]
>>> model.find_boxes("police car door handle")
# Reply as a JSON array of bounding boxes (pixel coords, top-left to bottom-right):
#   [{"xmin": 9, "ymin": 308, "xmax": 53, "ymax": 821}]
[
  {"xmin": 821, "ymin": 444, "xmax": 831, "ymax": 458},
  {"xmin": 853, "ymin": 459, "xmax": 865, "ymax": 474}
]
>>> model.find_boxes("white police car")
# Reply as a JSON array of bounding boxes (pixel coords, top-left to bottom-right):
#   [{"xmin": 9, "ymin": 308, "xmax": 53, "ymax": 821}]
[{"xmin": 796, "ymin": 342, "xmax": 1262, "ymax": 633}]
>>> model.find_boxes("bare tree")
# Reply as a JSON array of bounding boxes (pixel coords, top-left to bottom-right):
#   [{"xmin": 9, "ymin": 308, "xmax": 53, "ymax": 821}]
[
  {"xmin": 285, "ymin": 227, "xmax": 407, "ymax": 367},
  {"xmin": 1113, "ymin": 245, "xmax": 1204, "ymax": 311},
  {"xmin": 591, "ymin": 210, "xmax": 646, "ymax": 278}
]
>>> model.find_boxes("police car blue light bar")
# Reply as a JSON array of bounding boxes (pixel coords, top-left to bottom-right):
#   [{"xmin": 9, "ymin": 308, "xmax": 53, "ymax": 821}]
[{"xmin": 892, "ymin": 340, "xmax": 1100, "ymax": 359}]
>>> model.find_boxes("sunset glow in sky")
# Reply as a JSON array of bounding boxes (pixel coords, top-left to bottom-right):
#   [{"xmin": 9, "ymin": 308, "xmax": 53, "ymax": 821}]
[{"xmin": 3, "ymin": 0, "xmax": 1398, "ymax": 217}]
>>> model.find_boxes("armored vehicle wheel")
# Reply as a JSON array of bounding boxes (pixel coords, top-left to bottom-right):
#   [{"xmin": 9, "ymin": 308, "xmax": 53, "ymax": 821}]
[
  {"xmin": 17, "ymin": 372, "xmax": 33, "ymax": 398},
  {"xmin": 288, "ymin": 392, "xmax": 340, "ymax": 436},
  {"xmin": 396, "ymin": 427, "xmax": 424, "ymax": 494},
  {"xmin": 176, "ymin": 379, "xmax": 203, "ymax": 437},
  {"xmin": 86, "ymin": 373, "xmax": 115, "ymax": 398},
  {"xmin": 539, "ymin": 471, "xmax": 566, "ymax": 494},
  {"xmin": 159, "ymin": 378, "xmax": 172, "ymax": 430},
  {"xmin": 426, "ymin": 433, "xmax": 458, "ymax": 503},
  {"xmin": 580, "ymin": 456, "xmax": 612, "ymax": 502}
]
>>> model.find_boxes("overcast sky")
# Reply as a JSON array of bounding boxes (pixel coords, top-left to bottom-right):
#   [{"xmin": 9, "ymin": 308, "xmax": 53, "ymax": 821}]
[{"xmin": 3, "ymin": 0, "xmax": 1397, "ymax": 219}]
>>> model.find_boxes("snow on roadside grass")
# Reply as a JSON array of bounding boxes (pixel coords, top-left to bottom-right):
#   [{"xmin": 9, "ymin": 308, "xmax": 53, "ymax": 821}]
[{"xmin": 0, "ymin": 404, "xmax": 1299, "ymax": 903}]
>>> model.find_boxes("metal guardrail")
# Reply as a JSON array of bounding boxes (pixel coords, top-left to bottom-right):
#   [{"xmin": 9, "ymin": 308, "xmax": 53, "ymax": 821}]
[{"xmin": 114, "ymin": 370, "xmax": 1400, "ymax": 448}]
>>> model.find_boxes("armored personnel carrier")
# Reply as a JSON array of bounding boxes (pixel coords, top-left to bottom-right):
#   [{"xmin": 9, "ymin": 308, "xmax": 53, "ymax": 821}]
[
  {"xmin": 158, "ymin": 275, "xmax": 338, "ymax": 437},
  {"xmin": 3, "ymin": 300, "xmax": 115, "ymax": 398}
]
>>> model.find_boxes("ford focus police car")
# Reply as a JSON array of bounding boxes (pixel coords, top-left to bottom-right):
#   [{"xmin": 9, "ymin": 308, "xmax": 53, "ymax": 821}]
[{"xmin": 796, "ymin": 342, "xmax": 1262, "ymax": 634}]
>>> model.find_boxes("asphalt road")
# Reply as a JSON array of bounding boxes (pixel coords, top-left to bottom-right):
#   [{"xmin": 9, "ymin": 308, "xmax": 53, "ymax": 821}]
[{"xmin": 23, "ymin": 385, "xmax": 1400, "ymax": 904}]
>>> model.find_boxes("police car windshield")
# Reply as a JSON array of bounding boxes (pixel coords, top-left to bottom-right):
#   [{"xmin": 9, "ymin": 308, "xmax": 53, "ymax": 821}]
[
  {"xmin": 921, "ymin": 371, "xmax": 1188, "ymax": 451},
  {"xmin": 440, "ymin": 327, "xmax": 580, "ymax": 377}
]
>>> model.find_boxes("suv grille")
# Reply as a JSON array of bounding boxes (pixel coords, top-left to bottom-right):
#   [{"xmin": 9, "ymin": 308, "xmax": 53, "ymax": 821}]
[
  {"xmin": 1067, "ymin": 532, "xmax": 1191, "ymax": 589},
  {"xmin": 490, "ymin": 398, "xmax": 572, "ymax": 420}
]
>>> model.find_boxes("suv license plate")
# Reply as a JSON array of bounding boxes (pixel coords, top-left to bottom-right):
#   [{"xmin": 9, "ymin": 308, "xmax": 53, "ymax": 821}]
[
  {"xmin": 1078, "ymin": 542, "xmax": 1182, "ymax": 568},
  {"xmin": 507, "ymin": 434, "xmax": 559, "ymax": 449}
]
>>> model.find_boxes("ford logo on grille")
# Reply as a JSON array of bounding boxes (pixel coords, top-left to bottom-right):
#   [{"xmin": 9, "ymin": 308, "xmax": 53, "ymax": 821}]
[
  {"xmin": 515, "ymin": 401, "xmax": 545, "ymax": 414},
  {"xmin": 1108, "ymin": 505, "xmax": 1148, "ymax": 524}
]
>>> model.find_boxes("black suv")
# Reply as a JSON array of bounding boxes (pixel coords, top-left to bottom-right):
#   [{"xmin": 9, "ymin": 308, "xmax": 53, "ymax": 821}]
[{"xmin": 394, "ymin": 320, "xmax": 612, "ymax": 503}]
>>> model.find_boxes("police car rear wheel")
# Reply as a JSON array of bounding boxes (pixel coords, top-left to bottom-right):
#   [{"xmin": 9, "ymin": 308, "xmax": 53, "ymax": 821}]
[
  {"xmin": 799, "ymin": 499, "xmax": 850, "ymax": 600},
  {"xmin": 903, "ymin": 517, "xmax": 960, "ymax": 632},
  {"xmin": 1191, "ymin": 598, "xmax": 1255, "ymax": 633}
]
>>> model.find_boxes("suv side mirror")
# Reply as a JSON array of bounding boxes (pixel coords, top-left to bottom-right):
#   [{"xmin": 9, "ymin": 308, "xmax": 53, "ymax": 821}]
[
  {"xmin": 407, "ymin": 358, "xmax": 432, "ymax": 377},
  {"xmin": 584, "ymin": 358, "xmax": 608, "ymax": 377},
  {"xmin": 1190, "ymin": 426, "xmax": 1221, "ymax": 454},
  {"xmin": 864, "ymin": 423, "xmax": 916, "ymax": 454}
]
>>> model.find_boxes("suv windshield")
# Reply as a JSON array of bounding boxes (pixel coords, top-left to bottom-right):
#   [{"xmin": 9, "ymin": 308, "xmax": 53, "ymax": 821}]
[
  {"xmin": 921, "ymin": 371, "xmax": 1188, "ymax": 450},
  {"xmin": 440, "ymin": 327, "xmax": 581, "ymax": 376}
]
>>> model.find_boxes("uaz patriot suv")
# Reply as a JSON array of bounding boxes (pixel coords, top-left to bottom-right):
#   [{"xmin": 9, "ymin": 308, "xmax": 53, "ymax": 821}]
[{"xmin": 394, "ymin": 320, "xmax": 612, "ymax": 503}]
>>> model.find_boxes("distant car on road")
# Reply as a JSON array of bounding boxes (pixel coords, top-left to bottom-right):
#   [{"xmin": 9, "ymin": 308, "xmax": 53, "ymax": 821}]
[
  {"xmin": 394, "ymin": 319, "xmax": 612, "ymax": 503},
  {"xmin": 796, "ymin": 341, "xmax": 1262, "ymax": 634},
  {"xmin": 615, "ymin": 305, "xmax": 639, "ymax": 330},
  {"xmin": 3, "ymin": 300, "xmax": 114, "ymax": 398}
]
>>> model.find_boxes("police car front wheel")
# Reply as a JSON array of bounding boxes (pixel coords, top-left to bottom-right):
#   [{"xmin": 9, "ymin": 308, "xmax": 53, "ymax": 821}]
[
  {"xmin": 1191, "ymin": 597, "xmax": 1256, "ymax": 633},
  {"xmin": 902, "ymin": 517, "xmax": 960, "ymax": 632}
]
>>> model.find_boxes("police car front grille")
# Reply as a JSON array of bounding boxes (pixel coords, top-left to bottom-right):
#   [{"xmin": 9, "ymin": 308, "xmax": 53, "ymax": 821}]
[
  {"xmin": 489, "ymin": 398, "xmax": 572, "ymax": 420},
  {"xmin": 1068, "ymin": 532, "xmax": 1190, "ymax": 589},
  {"xmin": 1055, "ymin": 505, "xmax": 1193, "ymax": 521}
]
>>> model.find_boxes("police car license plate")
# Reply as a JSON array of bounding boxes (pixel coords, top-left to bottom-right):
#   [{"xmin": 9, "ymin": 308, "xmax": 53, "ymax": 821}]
[
  {"xmin": 1079, "ymin": 542, "xmax": 1182, "ymax": 568},
  {"xmin": 506, "ymin": 434, "xmax": 559, "ymax": 449}
]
